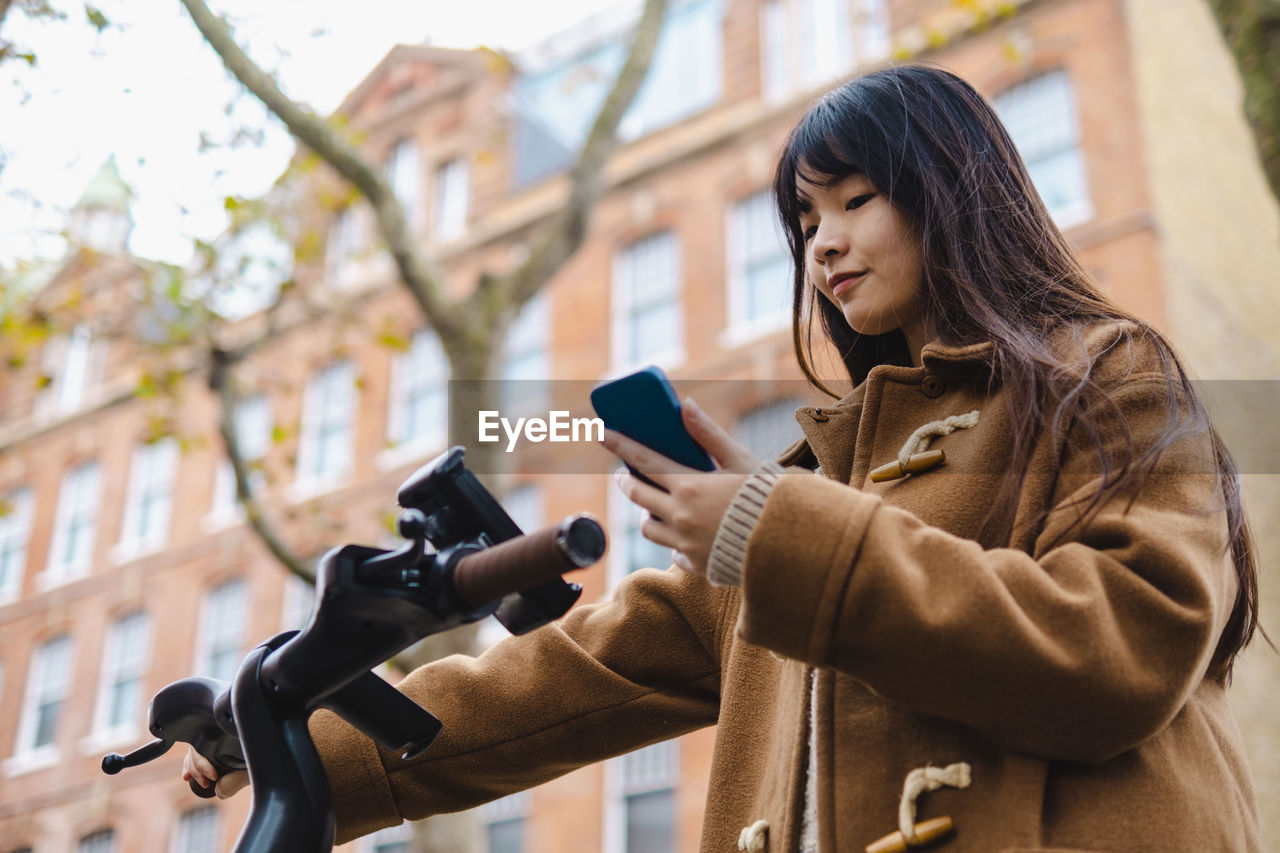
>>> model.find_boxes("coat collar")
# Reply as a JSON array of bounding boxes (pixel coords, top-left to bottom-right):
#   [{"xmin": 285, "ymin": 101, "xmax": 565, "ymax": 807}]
[{"xmin": 778, "ymin": 338, "xmax": 997, "ymax": 472}]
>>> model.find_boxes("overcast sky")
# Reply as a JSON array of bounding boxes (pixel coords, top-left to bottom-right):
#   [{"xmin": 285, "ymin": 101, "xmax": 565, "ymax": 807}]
[{"xmin": 0, "ymin": 0, "xmax": 624, "ymax": 268}]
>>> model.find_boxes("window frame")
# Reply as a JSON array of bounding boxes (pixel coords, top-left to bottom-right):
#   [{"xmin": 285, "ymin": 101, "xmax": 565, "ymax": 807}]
[
  {"xmin": 43, "ymin": 461, "xmax": 101, "ymax": 588},
  {"xmin": 114, "ymin": 437, "xmax": 179, "ymax": 561},
  {"xmin": 602, "ymin": 740, "xmax": 680, "ymax": 853},
  {"xmin": 0, "ymin": 487, "xmax": 34, "ymax": 603},
  {"xmin": 610, "ymin": 230, "xmax": 685, "ymax": 373},
  {"xmin": 6, "ymin": 634, "xmax": 74, "ymax": 775},
  {"xmin": 992, "ymin": 69, "xmax": 1094, "ymax": 229},
  {"xmin": 500, "ymin": 293, "xmax": 551, "ymax": 415},
  {"xmin": 86, "ymin": 610, "xmax": 151, "ymax": 749},
  {"xmin": 722, "ymin": 190, "xmax": 792, "ymax": 348},
  {"xmin": 760, "ymin": 0, "xmax": 888, "ymax": 102},
  {"xmin": 293, "ymin": 360, "xmax": 357, "ymax": 499},
  {"xmin": 207, "ymin": 394, "xmax": 273, "ymax": 528},
  {"xmin": 193, "ymin": 579, "xmax": 248, "ymax": 684},
  {"xmin": 171, "ymin": 805, "xmax": 221, "ymax": 853},
  {"xmin": 76, "ymin": 828, "xmax": 116, "ymax": 853},
  {"xmin": 378, "ymin": 330, "xmax": 448, "ymax": 471},
  {"xmin": 387, "ymin": 138, "xmax": 424, "ymax": 232},
  {"xmin": 432, "ymin": 157, "xmax": 470, "ymax": 242}
]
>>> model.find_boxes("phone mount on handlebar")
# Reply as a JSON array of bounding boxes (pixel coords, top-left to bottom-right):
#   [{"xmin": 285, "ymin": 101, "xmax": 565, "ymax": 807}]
[
  {"xmin": 102, "ymin": 447, "xmax": 597, "ymax": 853},
  {"xmin": 396, "ymin": 443, "xmax": 583, "ymax": 635}
]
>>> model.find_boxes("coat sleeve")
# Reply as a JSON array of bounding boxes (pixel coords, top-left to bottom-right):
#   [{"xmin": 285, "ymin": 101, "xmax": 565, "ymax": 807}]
[
  {"xmin": 310, "ymin": 564, "xmax": 729, "ymax": 844},
  {"xmin": 735, "ymin": 377, "xmax": 1237, "ymax": 764}
]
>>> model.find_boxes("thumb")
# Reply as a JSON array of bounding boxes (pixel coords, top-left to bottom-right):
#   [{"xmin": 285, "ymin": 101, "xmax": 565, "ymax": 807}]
[
  {"xmin": 216, "ymin": 769, "xmax": 251, "ymax": 799},
  {"xmin": 682, "ymin": 397, "xmax": 759, "ymax": 473}
]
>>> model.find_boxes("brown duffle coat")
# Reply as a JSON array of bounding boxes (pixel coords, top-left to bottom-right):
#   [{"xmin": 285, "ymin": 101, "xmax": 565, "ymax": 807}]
[{"xmin": 312, "ymin": 321, "xmax": 1260, "ymax": 852}]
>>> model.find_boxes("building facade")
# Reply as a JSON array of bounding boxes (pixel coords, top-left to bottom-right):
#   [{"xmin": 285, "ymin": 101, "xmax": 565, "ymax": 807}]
[{"xmin": 2, "ymin": 0, "xmax": 1277, "ymax": 851}]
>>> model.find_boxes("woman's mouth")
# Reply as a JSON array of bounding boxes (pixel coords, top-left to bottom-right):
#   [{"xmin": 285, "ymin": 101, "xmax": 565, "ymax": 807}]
[{"xmin": 829, "ymin": 271, "xmax": 868, "ymax": 297}]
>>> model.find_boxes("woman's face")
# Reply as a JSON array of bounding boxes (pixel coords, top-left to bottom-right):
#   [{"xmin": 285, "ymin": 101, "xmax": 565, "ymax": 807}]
[{"xmin": 796, "ymin": 170, "xmax": 928, "ymax": 359}]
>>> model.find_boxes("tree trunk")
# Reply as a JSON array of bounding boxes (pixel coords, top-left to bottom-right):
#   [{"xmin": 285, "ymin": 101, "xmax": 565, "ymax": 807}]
[{"xmin": 1205, "ymin": 0, "xmax": 1280, "ymax": 202}]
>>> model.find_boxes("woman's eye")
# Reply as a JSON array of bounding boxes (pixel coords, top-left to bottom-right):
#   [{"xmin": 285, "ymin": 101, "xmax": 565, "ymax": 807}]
[
  {"xmin": 847, "ymin": 193, "xmax": 875, "ymax": 210},
  {"xmin": 802, "ymin": 225, "xmax": 817, "ymax": 242}
]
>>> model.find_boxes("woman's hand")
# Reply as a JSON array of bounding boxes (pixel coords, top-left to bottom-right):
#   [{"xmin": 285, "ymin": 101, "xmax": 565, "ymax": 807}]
[
  {"xmin": 603, "ymin": 397, "xmax": 760, "ymax": 578},
  {"xmin": 182, "ymin": 746, "xmax": 250, "ymax": 799}
]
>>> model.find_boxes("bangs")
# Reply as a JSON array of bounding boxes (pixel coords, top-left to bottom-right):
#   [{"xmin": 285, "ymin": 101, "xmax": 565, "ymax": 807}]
[{"xmin": 774, "ymin": 96, "xmax": 872, "ymax": 226}]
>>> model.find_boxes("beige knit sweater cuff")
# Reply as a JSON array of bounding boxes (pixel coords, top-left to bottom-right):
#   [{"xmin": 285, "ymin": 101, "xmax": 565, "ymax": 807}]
[{"xmin": 706, "ymin": 459, "xmax": 786, "ymax": 587}]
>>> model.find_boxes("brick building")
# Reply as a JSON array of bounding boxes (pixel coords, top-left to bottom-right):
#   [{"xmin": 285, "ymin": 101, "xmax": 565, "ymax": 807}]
[{"xmin": 2, "ymin": 0, "xmax": 1277, "ymax": 851}]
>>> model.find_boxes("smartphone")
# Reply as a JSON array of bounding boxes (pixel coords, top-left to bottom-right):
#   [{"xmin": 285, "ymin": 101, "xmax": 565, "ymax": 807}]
[{"xmin": 590, "ymin": 366, "xmax": 714, "ymax": 488}]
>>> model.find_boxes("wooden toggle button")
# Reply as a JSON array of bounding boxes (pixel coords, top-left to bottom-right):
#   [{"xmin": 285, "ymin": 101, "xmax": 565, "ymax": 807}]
[
  {"xmin": 868, "ymin": 450, "xmax": 946, "ymax": 483},
  {"xmin": 865, "ymin": 815, "xmax": 956, "ymax": 853}
]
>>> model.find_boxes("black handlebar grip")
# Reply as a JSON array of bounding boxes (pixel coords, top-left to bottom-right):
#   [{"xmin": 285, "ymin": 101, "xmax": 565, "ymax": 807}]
[
  {"xmin": 452, "ymin": 514, "xmax": 604, "ymax": 608},
  {"xmin": 190, "ymin": 777, "xmax": 219, "ymax": 799}
]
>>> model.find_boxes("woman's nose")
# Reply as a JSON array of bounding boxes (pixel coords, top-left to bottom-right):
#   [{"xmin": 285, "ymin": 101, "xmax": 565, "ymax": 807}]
[{"xmin": 811, "ymin": 225, "xmax": 847, "ymax": 262}]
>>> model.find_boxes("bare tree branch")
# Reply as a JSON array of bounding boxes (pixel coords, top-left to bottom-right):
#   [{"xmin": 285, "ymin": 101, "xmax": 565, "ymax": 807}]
[
  {"xmin": 503, "ymin": 0, "xmax": 669, "ymax": 311},
  {"xmin": 209, "ymin": 346, "xmax": 315, "ymax": 583},
  {"xmin": 178, "ymin": 0, "xmax": 462, "ymax": 341}
]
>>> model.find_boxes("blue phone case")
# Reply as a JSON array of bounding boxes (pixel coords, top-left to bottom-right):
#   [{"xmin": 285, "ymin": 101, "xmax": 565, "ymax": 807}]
[{"xmin": 590, "ymin": 366, "xmax": 714, "ymax": 475}]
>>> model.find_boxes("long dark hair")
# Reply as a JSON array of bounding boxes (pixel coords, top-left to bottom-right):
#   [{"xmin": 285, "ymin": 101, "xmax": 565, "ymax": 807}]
[{"xmin": 772, "ymin": 64, "xmax": 1261, "ymax": 675}]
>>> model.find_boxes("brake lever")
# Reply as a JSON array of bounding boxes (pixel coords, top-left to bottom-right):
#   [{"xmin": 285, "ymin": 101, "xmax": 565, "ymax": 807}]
[
  {"xmin": 102, "ymin": 675, "xmax": 245, "ymax": 799},
  {"xmin": 103, "ymin": 736, "xmax": 225, "ymax": 798}
]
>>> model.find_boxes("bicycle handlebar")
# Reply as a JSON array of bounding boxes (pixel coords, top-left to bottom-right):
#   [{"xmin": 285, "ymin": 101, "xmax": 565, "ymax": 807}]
[
  {"xmin": 102, "ymin": 446, "xmax": 606, "ymax": 853},
  {"xmin": 451, "ymin": 514, "xmax": 605, "ymax": 609}
]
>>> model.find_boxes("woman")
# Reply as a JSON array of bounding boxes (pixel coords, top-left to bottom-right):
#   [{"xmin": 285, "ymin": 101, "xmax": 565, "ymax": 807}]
[{"xmin": 189, "ymin": 65, "xmax": 1262, "ymax": 852}]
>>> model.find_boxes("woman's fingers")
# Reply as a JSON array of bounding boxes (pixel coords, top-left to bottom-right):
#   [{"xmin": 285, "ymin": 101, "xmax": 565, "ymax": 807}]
[
  {"xmin": 602, "ymin": 429, "xmax": 689, "ymax": 490},
  {"xmin": 681, "ymin": 398, "xmax": 760, "ymax": 473},
  {"xmin": 639, "ymin": 513, "xmax": 681, "ymax": 550},
  {"xmin": 183, "ymin": 747, "xmax": 215, "ymax": 789},
  {"xmin": 183, "ymin": 746, "xmax": 249, "ymax": 799},
  {"xmin": 215, "ymin": 770, "xmax": 251, "ymax": 799},
  {"xmin": 613, "ymin": 467, "xmax": 676, "ymax": 520}
]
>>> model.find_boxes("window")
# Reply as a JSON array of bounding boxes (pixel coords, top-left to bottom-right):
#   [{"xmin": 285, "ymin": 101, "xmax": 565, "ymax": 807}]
[
  {"xmin": 36, "ymin": 324, "xmax": 103, "ymax": 418},
  {"xmin": 366, "ymin": 822, "xmax": 409, "ymax": 853},
  {"xmin": 325, "ymin": 206, "xmax": 363, "ymax": 283},
  {"xmin": 281, "ymin": 574, "xmax": 316, "ymax": 631},
  {"xmin": 501, "ymin": 295, "xmax": 550, "ymax": 414},
  {"xmin": 612, "ymin": 231, "xmax": 683, "ymax": 370},
  {"xmin": 209, "ymin": 394, "xmax": 272, "ymax": 524},
  {"xmin": 433, "ymin": 158, "xmax": 470, "ymax": 241},
  {"xmin": 503, "ymin": 484, "xmax": 544, "ymax": 535},
  {"xmin": 91, "ymin": 611, "xmax": 151, "ymax": 743},
  {"xmin": 0, "ymin": 488, "xmax": 34, "ymax": 603},
  {"xmin": 483, "ymin": 793, "xmax": 528, "ymax": 853},
  {"xmin": 761, "ymin": 0, "xmax": 888, "ymax": 102},
  {"xmin": 116, "ymin": 437, "xmax": 179, "ymax": 558},
  {"xmin": 612, "ymin": 499, "xmax": 672, "ymax": 588},
  {"xmin": 196, "ymin": 579, "xmax": 247, "ymax": 684},
  {"xmin": 734, "ymin": 398, "xmax": 804, "ymax": 460},
  {"xmin": 387, "ymin": 138, "xmax": 423, "ymax": 231},
  {"xmin": 993, "ymin": 70, "xmax": 1092, "ymax": 228},
  {"xmin": 618, "ymin": 0, "xmax": 723, "ymax": 140},
  {"xmin": 383, "ymin": 331, "xmax": 448, "ymax": 467},
  {"xmin": 172, "ymin": 806, "xmax": 220, "ymax": 853},
  {"xmin": 725, "ymin": 191, "xmax": 790, "ymax": 342},
  {"xmin": 45, "ymin": 461, "xmax": 101, "ymax": 585},
  {"xmin": 511, "ymin": 0, "xmax": 724, "ymax": 186},
  {"xmin": 77, "ymin": 829, "xmax": 115, "ymax": 853},
  {"xmin": 606, "ymin": 740, "xmax": 678, "ymax": 853},
  {"xmin": 10, "ymin": 635, "xmax": 73, "ymax": 768},
  {"xmin": 296, "ymin": 361, "xmax": 356, "ymax": 493}
]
